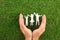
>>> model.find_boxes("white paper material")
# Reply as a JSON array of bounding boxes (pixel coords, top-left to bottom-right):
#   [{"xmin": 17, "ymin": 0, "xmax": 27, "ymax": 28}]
[
  {"xmin": 34, "ymin": 12, "xmax": 42, "ymax": 25},
  {"xmin": 24, "ymin": 12, "xmax": 42, "ymax": 26},
  {"xmin": 30, "ymin": 14, "xmax": 35, "ymax": 26},
  {"xmin": 25, "ymin": 16, "xmax": 29, "ymax": 26}
]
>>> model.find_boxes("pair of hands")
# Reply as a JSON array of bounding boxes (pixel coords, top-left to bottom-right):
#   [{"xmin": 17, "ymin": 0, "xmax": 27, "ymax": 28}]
[{"xmin": 19, "ymin": 14, "xmax": 46, "ymax": 40}]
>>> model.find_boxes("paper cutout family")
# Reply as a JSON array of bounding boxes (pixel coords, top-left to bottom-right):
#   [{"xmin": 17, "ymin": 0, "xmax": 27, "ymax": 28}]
[{"xmin": 24, "ymin": 12, "xmax": 42, "ymax": 26}]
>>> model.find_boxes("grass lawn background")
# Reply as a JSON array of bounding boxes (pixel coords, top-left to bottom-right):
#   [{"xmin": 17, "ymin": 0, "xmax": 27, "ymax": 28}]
[{"xmin": 0, "ymin": 0, "xmax": 60, "ymax": 40}]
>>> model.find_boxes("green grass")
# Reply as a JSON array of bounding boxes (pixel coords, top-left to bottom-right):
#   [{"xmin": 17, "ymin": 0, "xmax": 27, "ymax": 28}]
[{"xmin": 0, "ymin": 0, "xmax": 60, "ymax": 40}]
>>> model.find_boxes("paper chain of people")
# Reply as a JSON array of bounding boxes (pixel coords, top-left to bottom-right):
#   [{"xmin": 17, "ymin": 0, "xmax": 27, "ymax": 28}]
[{"xmin": 24, "ymin": 12, "xmax": 42, "ymax": 26}]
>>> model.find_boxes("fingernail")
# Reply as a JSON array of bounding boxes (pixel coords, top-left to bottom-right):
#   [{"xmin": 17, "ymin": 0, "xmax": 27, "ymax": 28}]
[
  {"xmin": 43, "ymin": 14, "xmax": 45, "ymax": 16},
  {"xmin": 20, "ymin": 14, "xmax": 23, "ymax": 18},
  {"xmin": 43, "ymin": 14, "xmax": 46, "ymax": 17}
]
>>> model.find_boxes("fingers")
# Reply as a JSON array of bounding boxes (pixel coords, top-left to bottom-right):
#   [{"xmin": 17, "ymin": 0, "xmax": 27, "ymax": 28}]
[
  {"xmin": 19, "ymin": 14, "xmax": 24, "ymax": 26},
  {"xmin": 19, "ymin": 13, "xmax": 27, "ymax": 29},
  {"xmin": 34, "ymin": 15, "xmax": 46, "ymax": 37},
  {"xmin": 39, "ymin": 15, "xmax": 46, "ymax": 29},
  {"xmin": 19, "ymin": 14, "xmax": 32, "ymax": 39}
]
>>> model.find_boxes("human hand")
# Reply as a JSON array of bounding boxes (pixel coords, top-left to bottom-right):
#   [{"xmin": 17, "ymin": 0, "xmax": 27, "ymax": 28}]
[
  {"xmin": 19, "ymin": 14, "xmax": 32, "ymax": 40},
  {"xmin": 33, "ymin": 15, "xmax": 46, "ymax": 40},
  {"xmin": 19, "ymin": 14, "xmax": 46, "ymax": 40}
]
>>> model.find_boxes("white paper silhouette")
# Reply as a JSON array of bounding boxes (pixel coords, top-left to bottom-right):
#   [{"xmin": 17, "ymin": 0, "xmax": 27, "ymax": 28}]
[
  {"xmin": 30, "ymin": 14, "xmax": 34, "ymax": 26},
  {"xmin": 25, "ymin": 15, "xmax": 29, "ymax": 26},
  {"xmin": 24, "ymin": 12, "xmax": 42, "ymax": 26},
  {"xmin": 34, "ymin": 13, "xmax": 42, "ymax": 25}
]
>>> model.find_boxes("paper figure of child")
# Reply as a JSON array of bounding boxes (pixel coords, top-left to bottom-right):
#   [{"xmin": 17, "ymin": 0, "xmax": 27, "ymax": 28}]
[{"xmin": 30, "ymin": 14, "xmax": 35, "ymax": 26}]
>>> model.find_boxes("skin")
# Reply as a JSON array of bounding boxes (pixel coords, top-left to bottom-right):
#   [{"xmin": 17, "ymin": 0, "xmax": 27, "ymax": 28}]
[{"xmin": 19, "ymin": 14, "xmax": 46, "ymax": 40}]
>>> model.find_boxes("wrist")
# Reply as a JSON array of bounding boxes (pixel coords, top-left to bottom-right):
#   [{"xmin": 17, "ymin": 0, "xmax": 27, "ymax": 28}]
[
  {"xmin": 25, "ymin": 37, "xmax": 32, "ymax": 40},
  {"xmin": 33, "ymin": 37, "xmax": 39, "ymax": 40}
]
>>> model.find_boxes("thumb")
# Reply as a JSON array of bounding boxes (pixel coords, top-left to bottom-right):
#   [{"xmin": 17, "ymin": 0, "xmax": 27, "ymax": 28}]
[
  {"xmin": 39, "ymin": 15, "xmax": 46, "ymax": 29},
  {"xmin": 19, "ymin": 13, "xmax": 27, "ymax": 29},
  {"xmin": 19, "ymin": 14, "xmax": 24, "ymax": 26}
]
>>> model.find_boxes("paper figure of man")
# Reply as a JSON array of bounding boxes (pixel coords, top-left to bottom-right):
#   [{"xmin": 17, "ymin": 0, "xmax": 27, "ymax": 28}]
[
  {"xmin": 34, "ymin": 13, "xmax": 42, "ymax": 25},
  {"xmin": 25, "ymin": 15, "xmax": 29, "ymax": 26}
]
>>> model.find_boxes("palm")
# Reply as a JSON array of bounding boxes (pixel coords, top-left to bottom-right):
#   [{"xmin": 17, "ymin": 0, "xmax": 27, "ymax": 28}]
[{"xmin": 33, "ymin": 27, "xmax": 45, "ymax": 38}]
